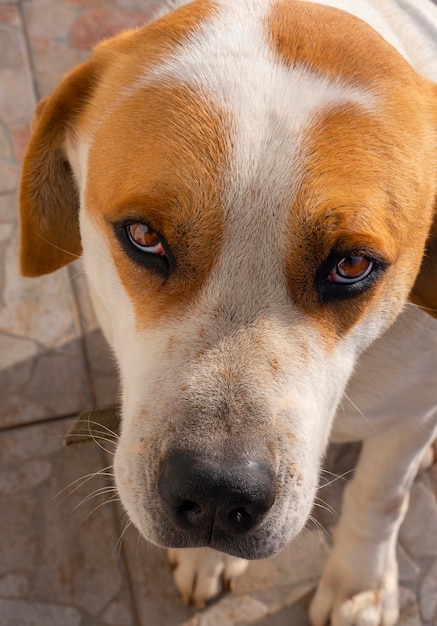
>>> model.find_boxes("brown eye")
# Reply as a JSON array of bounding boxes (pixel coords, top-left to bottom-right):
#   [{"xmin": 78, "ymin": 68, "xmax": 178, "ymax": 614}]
[
  {"xmin": 328, "ymin": 255, "xmax": 373, "ymax": 284},
  {"xmin": 127, "ymin": 223, "xmax": 165, "ymax": 256}
]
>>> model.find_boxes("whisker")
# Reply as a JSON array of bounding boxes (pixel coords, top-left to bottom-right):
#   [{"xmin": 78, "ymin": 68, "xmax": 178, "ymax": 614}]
[
  {"xmin": 307, "ymin": 514, "xmax": 327, "ymax": 536},
  {"xmin": 318, "ymin": 467, "xmax": 356, "ymax": 489},
  {"xmin": 59, "ymin": 432, "xmax": 119, "ymax": 449},
  {"xmin": 85, "ymin": 419, "xmax": 118, "ymax": 455},
  {"xmin": 343, "ymin": 392, "xmax": 379, "ymax": 435},
  {"xmin": 79, "ymin": 496, "xmax": 121, "ymax": 526},
  {"xmin": 83, "ymin": 419, "xmax": 120, "ymax": 441},
  {"xmin": 338, "ymin": 398, "xmax": 347, "ymax": 419},
  {"xmin": 68, "ymin": 266, "xmax": 86, "ymax": 282},
  {"xmin": 320, "ymin": 468, "xmax": 348, "ymax": 478},
  {"xmin": 36, "ymin": 231, "xmax": 81, "ymax": 259},
  {"xmin": 112, "ymin": 519, "xmax": 132, "ymax": 559},
  {"xmin": 306, "ymin": 467, "xmax": 356, "ymax": 492},
  {"xmin": 406, "ymin": 301, "xmax": 437, "ymax": 314},
  {"xmin": 72, "ymin": 486, "xmax": 118, "ymax": 512},
  {"xmin": 53, "ymin": 465, "xmax": 114, "ymax": 501},
  {"xmin": 136, "ymin": 530, "xmax": 142, "ymax": 557},
  {"xmin": 313, "ymin": 497, "xmax": 340, "ymax": 520}
]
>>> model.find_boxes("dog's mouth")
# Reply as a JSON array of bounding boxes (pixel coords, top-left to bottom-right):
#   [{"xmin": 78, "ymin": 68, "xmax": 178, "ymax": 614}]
[
  {"xmin": 155, "ymin": 522, "xmax": 289, "ymax": 560},
  {"xmin": 143, "ymin": 491, "xmax": 313, "ymax": 560},
  {"xmin": 116, "ymin": 446, "xmax": 317, "ymax": 560},
  {"xmin": 151, "ymin": 507, "xmax": 306, "ymax": 560}
]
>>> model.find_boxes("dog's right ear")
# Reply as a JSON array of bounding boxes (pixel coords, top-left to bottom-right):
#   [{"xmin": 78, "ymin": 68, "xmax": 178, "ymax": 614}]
[
  {"xmin": 19, "ymin": 60, "xmax": 101, "ymax": 277},
  {"xmin": 410, "ymin": 219, "xmax": 437, "ymax": 319},
  {"xmin": 409, "ymin": 83, "xmax": 437, "ymax": 319}
]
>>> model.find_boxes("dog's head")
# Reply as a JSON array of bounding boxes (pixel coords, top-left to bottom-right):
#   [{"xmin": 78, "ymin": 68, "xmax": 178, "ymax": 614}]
[{"xmin": 19, "ymin": 0, "xmax": 437, "ymax": 559}]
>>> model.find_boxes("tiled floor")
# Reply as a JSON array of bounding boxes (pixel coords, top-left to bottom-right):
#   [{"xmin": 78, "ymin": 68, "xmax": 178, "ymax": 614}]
[{"xmin": 1, "ymin": 1, "xmax": 437, "ymax": 625}]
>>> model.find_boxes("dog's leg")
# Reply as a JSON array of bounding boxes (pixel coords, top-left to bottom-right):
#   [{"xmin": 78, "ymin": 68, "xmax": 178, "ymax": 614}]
[
  {"xmin": 310, "ymin": 409, "xmax": 437, "ymax": 626},
  {"xmin": 168, "ymin": 547, "xmax": 249, "ymax": 609}
]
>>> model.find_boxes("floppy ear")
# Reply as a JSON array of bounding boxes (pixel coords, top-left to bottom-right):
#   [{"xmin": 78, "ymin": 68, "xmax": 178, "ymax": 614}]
[
  {"xmin": 409, "ymin": 85, "xmax": 437, "ymax": 319},
  {"xmin": 19, "ymin": 60, "xmax": 100, "ymax": 277},
  {"xmin": 410, "ymin": 219, "xmax": 437, "ymax": 319}
]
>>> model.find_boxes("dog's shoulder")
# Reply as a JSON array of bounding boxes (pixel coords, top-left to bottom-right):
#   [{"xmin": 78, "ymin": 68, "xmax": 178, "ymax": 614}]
[{"xmin": 332, "ymin": 306, "xmax": 437, "ymax": 442}]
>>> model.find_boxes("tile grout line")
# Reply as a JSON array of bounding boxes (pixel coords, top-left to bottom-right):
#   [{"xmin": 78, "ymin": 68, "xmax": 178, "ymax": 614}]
[
  {"xmin": 18, "ymin": 0, "xmax": 41, "ymax": 102},
  {"xmin": 110, "ymin": 497, "xmax": 144, "ymax": 626},
  {"xmin": 0, "ymin": 410, "xmax": 80, "ymax": 434}
]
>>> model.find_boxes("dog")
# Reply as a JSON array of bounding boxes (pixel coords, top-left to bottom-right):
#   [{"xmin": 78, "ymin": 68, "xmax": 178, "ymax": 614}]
[{"xmin": 18, "ymin": 0, "xmax": 437, "ymax": 624}]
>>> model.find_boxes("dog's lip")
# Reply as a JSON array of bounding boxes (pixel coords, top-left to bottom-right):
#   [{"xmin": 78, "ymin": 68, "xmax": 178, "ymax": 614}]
[
  {"xmin": 147, "ymin": 516, "xmax": 290, "ymax": 560},
  {"xmin": 155, "ymin": 531, "xmax": 283, "ymax": 560},
  {"xmin": 209, "ymin": 531, "xmax": 284, "ymax": 560}
]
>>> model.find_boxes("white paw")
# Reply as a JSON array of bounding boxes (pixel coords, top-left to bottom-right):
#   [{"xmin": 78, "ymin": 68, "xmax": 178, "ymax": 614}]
[
  {"xmin": 309, "ymin": 555, "xmax": 399, "ymax": 626},
  {"xmin": 168, "ymin": 547, "xmax": 249, "ymax": 609},
  {"xmin": 418, "ymin": 439, "xmax": 437, "ymax": 472}
]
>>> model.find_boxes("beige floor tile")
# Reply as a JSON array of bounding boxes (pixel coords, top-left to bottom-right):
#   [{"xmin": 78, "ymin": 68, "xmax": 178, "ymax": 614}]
[
  {"xmin": 21, "ymin": 0, "xmax": 164, "ymax": 97},
  {"xmin": 399, "ymin": 481, "xmax": 437, "ymax": 558},
  {"xmin": 0, "ymin": 7, "xmax": 96, "ymax": 426},
  {"xmin": 119, "ymin": 524, "xmax": 196, "ymax": 626},
  {"xmin": 0, "ymin": 4, "xmax": 34, "ymax": 191},
  {"xmin": 0, "ymin": 213, "xmax": 94, "ymax": 426},
  {"xmin": 0, "ymin": 418, "xmax": 137, "ymax": 626}
]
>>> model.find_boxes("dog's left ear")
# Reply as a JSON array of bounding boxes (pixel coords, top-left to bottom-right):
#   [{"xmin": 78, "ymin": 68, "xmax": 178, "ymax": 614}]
[
  {"xmin": 19, "ymin": 60, "xmax": 101, "ymax": 277},
  {"xmin": 410, "ymin": 219, "xmax": 437, "ymax": 318},
  {"xmin": 410, "ymin": 86, "xmax": 437, "ymax": 318}
]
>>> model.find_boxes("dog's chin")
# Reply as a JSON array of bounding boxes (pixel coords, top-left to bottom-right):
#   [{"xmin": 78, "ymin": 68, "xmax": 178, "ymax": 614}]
[{"xmin": 138, "ymin": 515, "xmax": 308, "ymax": 560}]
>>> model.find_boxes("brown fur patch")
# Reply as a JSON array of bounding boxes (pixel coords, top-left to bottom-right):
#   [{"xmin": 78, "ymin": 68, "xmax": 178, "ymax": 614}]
[
  {"xmin": 264, "ymin": 2, "xmax": 437, "ymax": 334},
  {"xmin": 284, "ymin": 98, "xmax": 436, "ymax": 336},
  {"xmin": 85, "ymin": 80, "xmax": 229, "ymax": 328},
  {"xmin": 267, "ymin": 1, "xmax": 418, "ymax": 89}
]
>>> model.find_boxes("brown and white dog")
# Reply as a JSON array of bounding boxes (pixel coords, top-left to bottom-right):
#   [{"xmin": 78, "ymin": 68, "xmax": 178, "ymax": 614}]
[{"xmin": 19, "ymin": 0, "xmax": 437, "ymax": 624}]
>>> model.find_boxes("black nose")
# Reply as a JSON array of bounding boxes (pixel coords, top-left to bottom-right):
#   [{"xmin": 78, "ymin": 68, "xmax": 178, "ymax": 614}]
[{"xmin": 158, "ymin": 451, "xmax": 276, "ymax": 537}]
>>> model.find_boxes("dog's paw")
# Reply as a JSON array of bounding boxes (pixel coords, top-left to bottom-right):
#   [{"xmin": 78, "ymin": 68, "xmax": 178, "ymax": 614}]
[
  {"xmin": 309, "ymin": 554, "xmax": 399, "ymax": 626},
  {"xmin": 167, "ymin": 547, "xmax": 249, "ymax": 609},
  {"xmin": 418, "ymin": 439, "xmax": 437, "ymax": 472}
]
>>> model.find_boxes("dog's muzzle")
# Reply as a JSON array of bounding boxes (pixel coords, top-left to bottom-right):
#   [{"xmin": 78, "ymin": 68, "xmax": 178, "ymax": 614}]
[{"xmin": 158, "ymin": 450, "xmax": 277, "ymax": 552}]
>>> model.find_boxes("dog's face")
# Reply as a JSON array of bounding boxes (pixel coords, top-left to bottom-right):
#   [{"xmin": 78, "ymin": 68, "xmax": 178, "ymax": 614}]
[{"xmin": 20, "ymin": 1, "xmax": 437, "ymax": 559}]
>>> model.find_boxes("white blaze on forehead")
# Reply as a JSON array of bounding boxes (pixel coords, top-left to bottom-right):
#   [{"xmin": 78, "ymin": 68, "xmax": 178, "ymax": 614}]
[
  {"xmin": 142, "ymin": 0, "xmax": 376, "ymax": 193},
  {"xmin": 139, "ymin": 0, "xmax": 377, "ymax": 242},
  {"xmin": 138, "ymin": 0, "xmax": 378, "ymax": 310}
]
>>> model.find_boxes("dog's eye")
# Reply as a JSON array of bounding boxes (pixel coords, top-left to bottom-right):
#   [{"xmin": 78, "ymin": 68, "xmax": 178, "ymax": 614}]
[
  {"xmin": 316, "ymin": 250, "xmax": 387, "ymax": 303},
  {"xmin": 127, "ymin": 223, "xmax": 165, "ymax": 255},
  {"xmin": 114, "ymin": 220, "xmax": 174, "ymax": 277},
  {"xmin": 328, "ymin": 255, "xmax": 373, "ymax": 284}
]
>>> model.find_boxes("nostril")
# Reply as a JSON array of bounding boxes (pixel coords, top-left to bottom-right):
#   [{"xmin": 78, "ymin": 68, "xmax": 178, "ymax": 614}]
[
  {"xmin": 176, "ymin": 500, "xmax": 203, "ymax": 525},
  {"xmin": 178, "ymin": 500, "xmax": 200, "ymax": 515},
  {"xmin": 229, "ymin": 507, "xmax": 251, "ymax": 522},
  {"xmin": 227, "ymin": 507, "xmax": 254, "ymax": 533}
]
